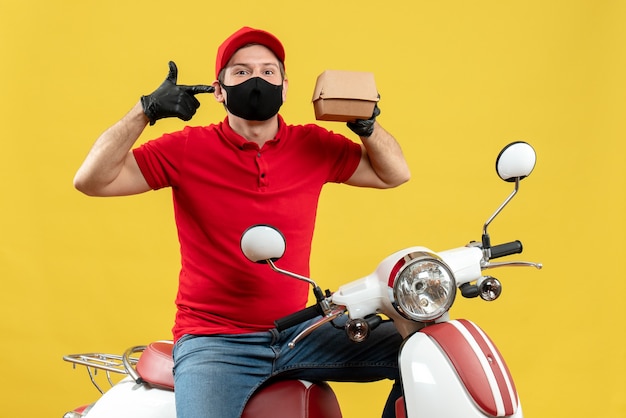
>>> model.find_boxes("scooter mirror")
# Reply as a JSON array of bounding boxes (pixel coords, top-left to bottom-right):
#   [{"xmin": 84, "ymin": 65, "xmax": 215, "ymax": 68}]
[
  {"xmin": 496, "ymin": 141, "xmax": 536, "ymax": 182},
  {"xmin": 240, "ymin": 224, "xmax": 286, "ymax": 263}
]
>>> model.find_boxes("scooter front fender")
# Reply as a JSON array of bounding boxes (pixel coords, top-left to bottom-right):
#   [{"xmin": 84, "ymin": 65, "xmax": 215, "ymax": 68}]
[
  {"xmin": 399, "ymin": 319, "xmax": 522, "ymax": 417},
  {"xmin": 84, "ymin": 377, "xmax": 175, "ymax": 418}
]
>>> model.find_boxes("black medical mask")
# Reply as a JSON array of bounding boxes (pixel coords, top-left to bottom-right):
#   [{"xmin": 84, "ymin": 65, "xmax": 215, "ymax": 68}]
[{"xmin": 220, "ymin": 77, "xmax": 283, "ymax": 121}]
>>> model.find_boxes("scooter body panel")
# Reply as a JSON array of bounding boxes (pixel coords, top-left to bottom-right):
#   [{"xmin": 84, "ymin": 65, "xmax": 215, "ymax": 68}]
[
  {"xmin": 83, "ymin": 377, "xmax": 175, "ymax": 418},
  {"xmin": 400, "ymin": 319, "xmax": 522, "ymax": 417}
]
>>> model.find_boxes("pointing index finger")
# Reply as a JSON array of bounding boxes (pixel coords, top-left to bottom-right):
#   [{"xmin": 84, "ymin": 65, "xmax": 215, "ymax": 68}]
[{"xmin": 182, "ymin": 85, "xmax": 215, "ymax": 95}]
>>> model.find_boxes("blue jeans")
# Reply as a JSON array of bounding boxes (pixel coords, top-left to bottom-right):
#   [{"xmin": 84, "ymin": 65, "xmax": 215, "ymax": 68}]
[{"xmin": 172, "ymin": 317, "xmax": 402, "ymax": 418}]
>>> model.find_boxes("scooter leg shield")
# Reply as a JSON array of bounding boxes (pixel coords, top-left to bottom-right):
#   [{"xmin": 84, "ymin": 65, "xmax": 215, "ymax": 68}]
[{"xmin": 399, "ymin": 320, "xmax": 522, "ymax": 417}]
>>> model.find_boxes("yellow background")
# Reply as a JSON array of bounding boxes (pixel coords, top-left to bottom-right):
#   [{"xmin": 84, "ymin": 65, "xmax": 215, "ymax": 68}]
[{"xmin": 1, "ymin": 0, "xmax": 625, "ymax": 416}]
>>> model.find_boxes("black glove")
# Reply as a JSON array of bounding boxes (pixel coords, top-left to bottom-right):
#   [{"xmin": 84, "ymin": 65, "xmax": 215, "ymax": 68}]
[
  {"xmin": 347, "ymin": 101, "xmax": 381, "ymax": 137},
  {"xmin": 141, "ymin": 61, "xmax": 214, "ymax": 125}
]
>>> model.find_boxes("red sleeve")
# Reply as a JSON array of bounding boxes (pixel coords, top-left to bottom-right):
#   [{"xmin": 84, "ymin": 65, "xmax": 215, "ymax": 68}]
[
  {"xmin": 331, "ymin": 137, "xmax": 361, "ymax": 183},
  {"xmin": 132, "ymin": 129, "xmax": 188, "ymax": 190},
  {"xmin": 311, "ymin": 126, "xmax": 362, "ymax": 184}
]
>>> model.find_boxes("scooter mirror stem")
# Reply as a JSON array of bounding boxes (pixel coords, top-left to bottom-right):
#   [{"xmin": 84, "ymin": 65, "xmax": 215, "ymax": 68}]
[
  {"xmin": 266, "ymin": 259, "xmax": 331, "ymax": 312},
  {"xmin": 267, "ymin": 259, "xmax": 318, "ymax": 288},
  {"xmin": 482, "ymin": 177, "xmax": 520, "ymax": 241}
]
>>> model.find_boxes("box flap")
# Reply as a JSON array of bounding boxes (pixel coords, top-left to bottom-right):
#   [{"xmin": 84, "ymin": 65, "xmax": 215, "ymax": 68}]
[{"xmin": 312, "ymin": 70, "xmax": 378, "ymax": 102}]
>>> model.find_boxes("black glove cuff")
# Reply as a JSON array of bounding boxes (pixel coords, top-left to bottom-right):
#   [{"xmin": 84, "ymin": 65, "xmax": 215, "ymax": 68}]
[
  {"xmin": 140, "ymin": 95, "xmax": 157, "ymax": 126},
  {"xmin": 346, "ymin": 103, "xmax": 380, "ymax": 137},
  {"xmin": 347, "ymin": 118, "xmax": 375, "ymax": 137}
]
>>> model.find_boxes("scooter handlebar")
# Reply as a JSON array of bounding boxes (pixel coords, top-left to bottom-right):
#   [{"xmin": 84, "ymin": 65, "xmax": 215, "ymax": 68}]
[
  {"xmin": 274, "ymin": 305, "xmax": 322, "ymax": 332},
  {"xmin": 490, "ymin": 240, "xmax": 523, "ymax": 259}
]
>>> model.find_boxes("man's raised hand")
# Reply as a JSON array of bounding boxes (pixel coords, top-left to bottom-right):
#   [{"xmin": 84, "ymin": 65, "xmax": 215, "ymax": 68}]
[{"xmin": 141, "ymin": 61, "xmax": 214, "ymax": 125}]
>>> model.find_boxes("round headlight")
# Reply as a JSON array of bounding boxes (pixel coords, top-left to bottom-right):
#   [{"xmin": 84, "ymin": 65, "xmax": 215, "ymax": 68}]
[{"xmin": 390, "ymin": 252, "xmax": 456, "ymax": 322}]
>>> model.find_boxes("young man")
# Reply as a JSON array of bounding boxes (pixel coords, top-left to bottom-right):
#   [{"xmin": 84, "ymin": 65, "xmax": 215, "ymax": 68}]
[{"xmin": 74, "ymin": 26, "xmax": 410, "ymax": 418}]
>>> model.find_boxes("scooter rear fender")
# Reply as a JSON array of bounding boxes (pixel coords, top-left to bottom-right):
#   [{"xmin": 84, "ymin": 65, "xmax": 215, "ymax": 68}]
[{"xmin": 80, "ymin": 377, "xmax": 175, "ymax": 418}]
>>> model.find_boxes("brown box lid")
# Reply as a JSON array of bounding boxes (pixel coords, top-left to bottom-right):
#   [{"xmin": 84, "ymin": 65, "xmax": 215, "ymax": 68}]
[{"xmin": 312, "ymin": 70, "xmax": 378, "ymax": 102}]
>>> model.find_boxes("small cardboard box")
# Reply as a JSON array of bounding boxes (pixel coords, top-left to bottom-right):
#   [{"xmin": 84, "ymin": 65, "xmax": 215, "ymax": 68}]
[{"xmin": 312, "ymin": 70, "xmax": 378, "ymax": 122}]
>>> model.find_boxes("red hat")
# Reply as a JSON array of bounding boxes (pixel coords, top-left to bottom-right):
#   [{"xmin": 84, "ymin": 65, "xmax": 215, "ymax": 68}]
[{"xmin": 215, "ymin": 26, "xmax": 285, "ymax": 79}]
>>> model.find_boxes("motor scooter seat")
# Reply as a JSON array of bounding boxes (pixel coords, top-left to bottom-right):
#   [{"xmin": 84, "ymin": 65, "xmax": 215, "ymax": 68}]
[
  {"xmin": 242, "ymin": 380, "xmax": 342, "ymax": 418},
  {"xmin": 136, "ymin": 340, "xmax": 175, "ymax": 390},
  {"xmin": 136, "ymin": 341, "xmax": 342, "ymax": 418}
]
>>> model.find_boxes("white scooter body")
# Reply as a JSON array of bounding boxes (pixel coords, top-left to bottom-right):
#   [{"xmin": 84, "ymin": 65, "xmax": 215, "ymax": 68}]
[
  {"xmin": 70, "ymin": 324, "xmax": 522, "ymax": 418},
  {"xmin": 332, "ymin": 245, "xmax": 523, "ymax": 417},
  {"xmin": 386, "ymin": 246, "xmax": 522, "ymax": 416},
  {"xmin": 80, "ymin": 377, "xmax": 175, "ymax": 418}
]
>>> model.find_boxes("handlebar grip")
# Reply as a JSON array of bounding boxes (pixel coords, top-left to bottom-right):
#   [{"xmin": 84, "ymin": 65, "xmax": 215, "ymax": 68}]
[
  {"xmin": 490, "ymin": 240, "xmax": 523, "ymax": 259},
  {"xmin": 274, "ymin": 305, "xmax": 322, "ymax": 332}
]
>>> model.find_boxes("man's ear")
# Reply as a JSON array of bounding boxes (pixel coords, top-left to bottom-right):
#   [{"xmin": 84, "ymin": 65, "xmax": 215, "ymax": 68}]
[
  {"xmin": 213, "ymin": 80, "xmax": 225, "ymax": 103},
  {"xmin": 282, "ymin": 78, "xmax": 288, "ymax": 102}
]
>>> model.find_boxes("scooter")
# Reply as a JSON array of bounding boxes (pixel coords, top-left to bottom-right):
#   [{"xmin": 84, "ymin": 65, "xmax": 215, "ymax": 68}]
[{"xmin": 63, "ymin": 141, "xmax": 541, "ymax": 418}]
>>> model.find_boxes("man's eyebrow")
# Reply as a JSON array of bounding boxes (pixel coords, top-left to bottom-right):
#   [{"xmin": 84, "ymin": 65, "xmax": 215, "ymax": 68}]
[{"xmin": 231, "ymin": 61, "xmax": 280, "ymax": 68}]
